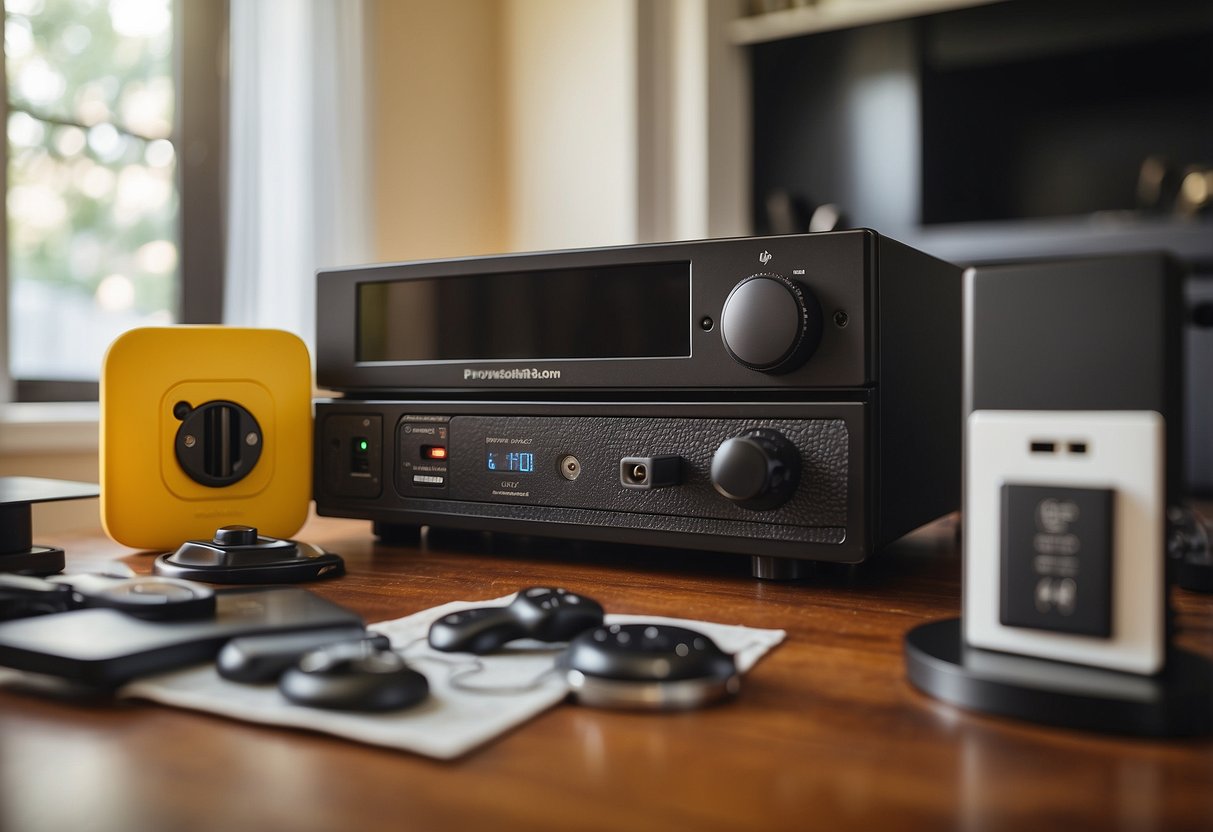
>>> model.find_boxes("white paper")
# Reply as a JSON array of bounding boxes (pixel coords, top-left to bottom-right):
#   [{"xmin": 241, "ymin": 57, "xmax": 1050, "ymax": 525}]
[{"xmin": 75, "ymin": 595, "xmax": 783, "ymax": 760}]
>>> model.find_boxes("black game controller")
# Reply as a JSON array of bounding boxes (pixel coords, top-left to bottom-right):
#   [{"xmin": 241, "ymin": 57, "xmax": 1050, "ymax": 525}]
[
  {"xmin": 427, "ymin": 587, "xmax": 605, "ymax": 654},
  {"xmin": 154, "ymin": 525, "xmax": 345, "ymax": 584},
  {"xmin": 278, "ymin": 640, "xmax": 429, "ymax": 712},
  {"xmin": 558, "ymin": 623, "xmax": 740, "ymax": 710}
]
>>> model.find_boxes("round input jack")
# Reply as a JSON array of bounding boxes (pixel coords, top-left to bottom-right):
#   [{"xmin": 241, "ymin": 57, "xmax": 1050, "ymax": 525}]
[{"xmin": 559, "ymin": 455, "xmax": 582, "ymax": 481}]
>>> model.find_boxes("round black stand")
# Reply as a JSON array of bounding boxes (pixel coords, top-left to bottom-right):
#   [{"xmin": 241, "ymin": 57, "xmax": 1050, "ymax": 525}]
[
  {"xmin": 154, "ymin": 526, "xmax": 344, "ymax": 584},
  {"xmin": 904, "ymin": 618, "xmax": 1213, "ymax": 738},
  {"xmin": 0, "ymin": 477, "xmax": 100, "ymax": 576}
]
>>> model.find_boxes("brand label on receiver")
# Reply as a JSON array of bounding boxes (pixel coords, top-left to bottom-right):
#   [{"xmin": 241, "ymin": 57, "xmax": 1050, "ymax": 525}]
[{"xmin": 464, "ymin": 368, "xmax": 562, "ymax": 381}]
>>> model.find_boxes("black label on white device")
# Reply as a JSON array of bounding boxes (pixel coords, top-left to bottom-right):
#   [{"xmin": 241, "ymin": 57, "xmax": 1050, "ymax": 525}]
[{"xmin": 999, "ymin": 483, "xmax": 1114, "ymax": 638}]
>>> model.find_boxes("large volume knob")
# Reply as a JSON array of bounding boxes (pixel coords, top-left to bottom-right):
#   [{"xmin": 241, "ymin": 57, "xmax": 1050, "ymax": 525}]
[
  {"xmin": 720, "ymin": 274, "xmax": 823, "ymax": 373},
  {"xmin": 710, "ymin": 429, "xmax": 801, "ymax": 511}
]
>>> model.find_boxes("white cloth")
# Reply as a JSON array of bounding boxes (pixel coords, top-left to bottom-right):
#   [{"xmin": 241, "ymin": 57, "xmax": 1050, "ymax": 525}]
[{"xmin": 120, "ymin": 595, "xmax": 785, "ymax": 759}]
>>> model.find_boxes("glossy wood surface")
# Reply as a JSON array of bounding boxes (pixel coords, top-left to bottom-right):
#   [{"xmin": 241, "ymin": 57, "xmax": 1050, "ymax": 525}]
[{"xmin": 2, "ymin": 512, "xmax": 1212, "ymax": 832}]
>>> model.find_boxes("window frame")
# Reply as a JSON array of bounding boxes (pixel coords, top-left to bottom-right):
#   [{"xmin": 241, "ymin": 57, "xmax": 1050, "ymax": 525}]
[{"xmin": 1, "ymin": 0, "xmax": 228, "ymax": 403}]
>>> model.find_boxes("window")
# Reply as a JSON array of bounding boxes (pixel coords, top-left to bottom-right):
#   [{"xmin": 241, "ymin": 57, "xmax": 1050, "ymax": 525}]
[{"xmin": 3, "ymin": 0, "xmax": 224, "ymax": 401}]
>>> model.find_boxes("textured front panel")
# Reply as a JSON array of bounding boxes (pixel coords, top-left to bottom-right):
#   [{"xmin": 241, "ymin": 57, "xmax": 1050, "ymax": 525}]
[
  {"xmin": 315, "ymin": 399, "xmax": 871, "ymax": 563},
  {"xmin": 442, "ymin": 416, "xmax": 849, "ymax": 530}
]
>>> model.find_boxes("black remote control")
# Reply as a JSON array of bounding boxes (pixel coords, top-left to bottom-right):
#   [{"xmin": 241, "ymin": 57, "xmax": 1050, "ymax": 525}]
[
  {"xmin": 559, "ymin": 623, "xmax": 739, "ymax": 710},
  {"xmin": 427, "ymin": 587, "xmax": 604, "ymax": 654}
]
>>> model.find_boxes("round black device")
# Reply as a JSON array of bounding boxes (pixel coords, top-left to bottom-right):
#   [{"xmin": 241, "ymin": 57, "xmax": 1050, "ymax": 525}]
[
  {"xmin": 0, "ymin": 573, "xmax": 215, "ymax": 621},
  {"xmin": 278, "ymin": 641, "xmax": 429, "ymax": 712},
  {"xmin": 710, "ymin": 428, "xmax": 801, "ymax": 511},
  {"xmin": 81, "ymin": 576, "xmax": 216, "ymax": 620},
  {"xmin": 719, "ymin": 273, "xmax": 823, "ymax": 373},
  {"xmin": 173, "ymin": 400, "xmax": 263, "ymax": 487},
  {"xmin": 154, "ymin": 525, "xmax": 345, "ymax": 584},
  {"xmin": 559, "ymin": 623, "xmax": 740, "ymax": 710}
]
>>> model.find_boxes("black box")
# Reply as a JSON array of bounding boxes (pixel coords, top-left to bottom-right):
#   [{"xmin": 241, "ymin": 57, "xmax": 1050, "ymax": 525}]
[
  {"xmin": 314, "ymin": 231, "xmax": 962, "ymax": 577},
  {"xmin": 965, "ymin": 252, "xmax": 1185, "ymax": 502}
]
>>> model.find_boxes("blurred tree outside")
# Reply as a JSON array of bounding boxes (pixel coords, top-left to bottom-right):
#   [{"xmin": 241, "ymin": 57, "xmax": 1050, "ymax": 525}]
[{"xmin": 6, "ymin": 0, "xmax": 177, "ymax": 381}]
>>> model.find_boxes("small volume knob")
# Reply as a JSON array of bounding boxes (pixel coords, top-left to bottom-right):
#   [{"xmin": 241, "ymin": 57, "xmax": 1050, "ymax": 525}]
[
  {"xmin": 720, "ymin": 274, "xmax": 823, "ymax": 373},
  {"xmin": 710, "ymin": 429, "xmax": 801, "ymax": 511},
  {"xmin": 213, "ymin": 525, "xmax": 259, "ymax": 547}
]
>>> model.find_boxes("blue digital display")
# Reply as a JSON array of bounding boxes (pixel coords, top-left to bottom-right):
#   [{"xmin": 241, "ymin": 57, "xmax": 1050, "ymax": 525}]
[{"xmin": 487, "ymin": 450, "xmax": 535, "ymax": 473}]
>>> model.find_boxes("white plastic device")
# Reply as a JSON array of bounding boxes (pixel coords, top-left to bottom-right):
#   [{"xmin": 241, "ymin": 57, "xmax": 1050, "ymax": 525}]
[{"xmin": 964, "ymin": 410, "xmax": 1165, "ymax": 675}]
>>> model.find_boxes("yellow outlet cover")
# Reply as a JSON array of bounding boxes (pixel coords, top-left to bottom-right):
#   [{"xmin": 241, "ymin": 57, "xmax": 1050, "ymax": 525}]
[{"xmin": 101, "ymin": 326, "xmax": 312, "ymax": 550}]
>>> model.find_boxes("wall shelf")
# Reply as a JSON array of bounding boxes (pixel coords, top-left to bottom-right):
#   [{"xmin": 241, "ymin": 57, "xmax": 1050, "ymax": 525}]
[
  {"xmin": 729, "ymin": 0, "xmax": 1007, "ymax": 45},
  {"xmin": 903, "ymin": 215, "xmax": 1213, "ymax": 269}
]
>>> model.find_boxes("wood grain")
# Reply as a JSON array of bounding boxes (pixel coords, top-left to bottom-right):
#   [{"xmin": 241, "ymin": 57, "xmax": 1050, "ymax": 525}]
[{"xmin": 2, "ymin": 512, "xmax": 1211, "ymax": 832}]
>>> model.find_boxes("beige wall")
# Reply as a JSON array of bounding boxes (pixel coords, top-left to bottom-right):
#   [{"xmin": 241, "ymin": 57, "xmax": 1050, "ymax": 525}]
[
  {"xmin": 369, "ymin": 0, "xmax": 508, "ymax": 262},
  {"xmin": 501, "ymin": 0, "xmax": 638, "ymax": 252},
  {"xmin": 369, "ymin": 0, "xmax": 642, "ymax": 261}
]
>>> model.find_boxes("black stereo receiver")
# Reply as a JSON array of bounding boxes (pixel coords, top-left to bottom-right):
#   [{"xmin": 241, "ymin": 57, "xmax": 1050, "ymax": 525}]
[{"xmin": 314, "ymin": 231, "xmax": 961, "ymax": 577}]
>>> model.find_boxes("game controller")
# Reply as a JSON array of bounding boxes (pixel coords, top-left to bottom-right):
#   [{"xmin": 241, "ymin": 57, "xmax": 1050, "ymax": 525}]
[
  {"xmin": 278, "ymin": 640, "xmax": 429, "ymax": 712},
  {"xmin": 559, "ymin": 623, "xmax": 740, "ymax": 710},
  {"xmin": 154, "ymin": 525, "xmax": 344, "ymax": 584},
  {"xmin": 427, "ymin": 587, "xmax": 605, "ymax": 654}
]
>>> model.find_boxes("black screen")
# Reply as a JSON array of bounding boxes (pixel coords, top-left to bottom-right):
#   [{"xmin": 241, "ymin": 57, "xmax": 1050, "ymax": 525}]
[{"xmin": 357, "ymin": 262, "xmax": 690, "ymax": 362}]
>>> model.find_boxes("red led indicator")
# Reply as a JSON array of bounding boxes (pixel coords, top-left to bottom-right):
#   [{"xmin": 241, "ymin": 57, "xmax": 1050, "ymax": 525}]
[{"xmin": 423, "ymin": 446, "xmax": 448, "ymax": 460}]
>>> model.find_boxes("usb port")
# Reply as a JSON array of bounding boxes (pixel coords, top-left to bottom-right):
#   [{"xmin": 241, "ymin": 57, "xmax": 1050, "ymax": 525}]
[{"xmin": 1029, "ymin": 441, "xmax": 1056, "ymax": 454}]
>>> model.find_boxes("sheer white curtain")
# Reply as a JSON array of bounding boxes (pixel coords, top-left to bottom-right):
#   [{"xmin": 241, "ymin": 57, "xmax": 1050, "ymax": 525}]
[{"xmin": 224, "ymin": 0, "xmax": 371, "ymax": 357}]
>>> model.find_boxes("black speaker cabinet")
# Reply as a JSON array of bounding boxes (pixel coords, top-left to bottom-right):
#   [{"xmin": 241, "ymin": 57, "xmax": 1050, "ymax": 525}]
[
  {"xmin": 963, "ymin": 252, "xmax": 1185, "ymax": 502},
  {"xmin": 906, "ymin": 251, "xmax": 1208, "ymax": 737}
]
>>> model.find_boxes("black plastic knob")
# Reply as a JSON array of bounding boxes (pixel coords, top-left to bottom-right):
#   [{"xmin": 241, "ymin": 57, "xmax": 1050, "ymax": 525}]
[
  {"xmin": 213, "ymin": 525, "xmax": 259, "ymax": 547},
  {"xmin": 720, "ymin": 274, "xmax": 823, "ymax": 373},
  {"xmin": 710, "ymin": 429, "xmax": 801, "ymax": 511}
]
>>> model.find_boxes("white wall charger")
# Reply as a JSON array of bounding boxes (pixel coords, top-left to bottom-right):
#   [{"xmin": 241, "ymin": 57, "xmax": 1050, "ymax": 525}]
[{"xmin": 964, "ymin": 410, "xmax": 1165, "ymax": 675}]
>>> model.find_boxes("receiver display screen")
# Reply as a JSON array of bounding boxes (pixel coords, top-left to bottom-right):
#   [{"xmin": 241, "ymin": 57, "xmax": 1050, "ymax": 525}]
[
  {"xmin": 487, "ymin": 450, "xmax": 535, "ymax": 473},
  {"xmin": 357, "ymin": 262, "xmax": 690, "ymax": 362}
]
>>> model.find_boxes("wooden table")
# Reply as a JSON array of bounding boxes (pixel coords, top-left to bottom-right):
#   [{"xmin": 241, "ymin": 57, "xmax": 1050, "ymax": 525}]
[{"xmin": 2, "ymin": 513, "xmax": 1211, "ymax": 832}]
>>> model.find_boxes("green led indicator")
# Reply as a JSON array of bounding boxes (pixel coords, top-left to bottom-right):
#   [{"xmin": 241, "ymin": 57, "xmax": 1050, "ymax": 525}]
[{"xmin": 359, "ymin": 440, "xmax": 368, "ymax": 452}]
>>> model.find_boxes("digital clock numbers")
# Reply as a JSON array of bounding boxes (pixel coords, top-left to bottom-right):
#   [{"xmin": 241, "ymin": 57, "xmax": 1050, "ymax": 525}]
[{"xmin": 487, "ymin": 450, "xmax": 535, "ymax": 473}]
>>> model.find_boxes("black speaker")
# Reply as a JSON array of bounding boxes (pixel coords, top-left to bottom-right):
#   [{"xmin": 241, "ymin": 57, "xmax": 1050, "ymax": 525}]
[
  {"xmin": 963, "ymin": 252, "xmax": 1185, "ymax": 502},
  {"xmin": 905, "ymin": 252, "xmax": 1209, "ymax": 737},
  {"xmin": 963, "ymin": 252, "xmax": 1184, "ymax": 673}
]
